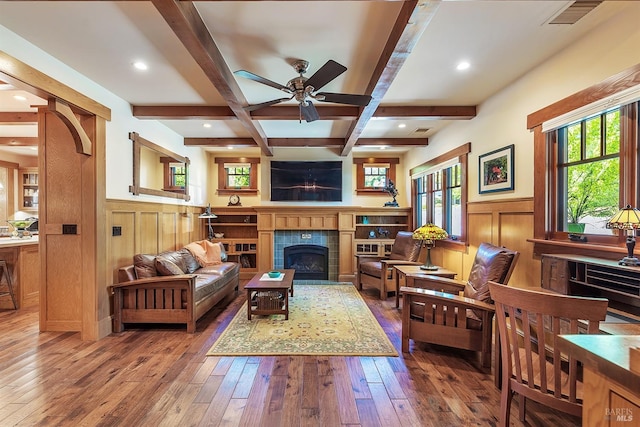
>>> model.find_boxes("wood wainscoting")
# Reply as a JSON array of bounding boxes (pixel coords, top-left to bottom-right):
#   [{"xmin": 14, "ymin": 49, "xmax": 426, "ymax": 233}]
[
  {"xmin": 105, "ymin": 199, "xmax": 205, "ymax": 286},
  {"xmin": 433, "ymin": 198, "xmax": 537, "ymax": 289}
]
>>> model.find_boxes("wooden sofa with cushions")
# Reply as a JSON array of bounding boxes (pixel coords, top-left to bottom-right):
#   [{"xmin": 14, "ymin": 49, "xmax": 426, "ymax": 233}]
[{"xmin": 112, "ymin": 241, "xmax": 239, "ymax": 333}]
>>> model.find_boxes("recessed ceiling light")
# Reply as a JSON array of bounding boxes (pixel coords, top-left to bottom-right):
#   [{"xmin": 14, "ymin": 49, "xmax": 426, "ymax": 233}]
[
  {"xmin": 13, "ymin": 95, "xmax": 27, "ymax": 101},
  {"xmin": 457, "ymin": 61, "xmax": 470, "ymax": 71},
  {"xmin": 203, "ymin": 123, "xmax": 211, "ymax": 128},
  {"xmin": 398, "ymin": 123, "xmax": 406, "ymax": 128},
  {"xmin": 133, "ymin": 61, "xmax": 148, "ymax": 71}
]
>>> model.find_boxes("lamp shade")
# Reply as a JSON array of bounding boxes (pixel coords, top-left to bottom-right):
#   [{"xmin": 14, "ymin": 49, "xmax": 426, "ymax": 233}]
[
  {"xmin": 606, "ymin": 204, "xmax": 640, "ymax": 230},
  {"xmin": 606, "ymin": 204, "xmax": 640, "ymax": 266},
  {"xmin": 412, "ymin": 223, "xmax": 448, "ymax": 243}
]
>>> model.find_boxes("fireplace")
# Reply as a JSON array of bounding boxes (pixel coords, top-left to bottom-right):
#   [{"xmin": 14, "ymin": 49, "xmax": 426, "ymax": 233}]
[{"xmin": 284, "ymin": 244, "xmax": 329, "ymax": 281}]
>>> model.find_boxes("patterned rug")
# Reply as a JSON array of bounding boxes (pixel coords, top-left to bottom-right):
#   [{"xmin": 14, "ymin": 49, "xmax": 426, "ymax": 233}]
[{"xmin": 207, "ymin": 283, "xmax": 398, "ymax": 356}]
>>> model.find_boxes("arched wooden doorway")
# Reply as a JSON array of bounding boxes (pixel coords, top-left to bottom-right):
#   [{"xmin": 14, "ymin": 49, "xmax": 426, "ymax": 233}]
[{"xmin": 0, "ymin": 51, "xmax": 110, "ymax": 340}]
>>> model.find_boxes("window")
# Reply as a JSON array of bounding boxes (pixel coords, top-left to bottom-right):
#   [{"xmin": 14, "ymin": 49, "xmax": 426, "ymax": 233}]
[
  {"xmin": 556, "ymin": 109, "xmax": 620, "ymax": 235},
  {"xmin": 364, "ymin": 166, "xmax": 388, "ymax": 188},
  {"xmin": 164, "ymin": 161, "xmax": 186, "ymax": 191},
  {"xmin": 226, "ymin": 164, "xmax": 251, "ymax": 188},
  {"xmin": 530, "ymin": 70, "xmax": 640, "ymax": 247},
  {"xmin": 411, "ymin": 143, "xmax": 469, "ymax": 247},
  {"xmin": 354, "ymin": 158, "xmax": 398, "ymax": 194},
  {"xmin": 215, "ymin": 157, "xmax": 260, "ymax": 195}
]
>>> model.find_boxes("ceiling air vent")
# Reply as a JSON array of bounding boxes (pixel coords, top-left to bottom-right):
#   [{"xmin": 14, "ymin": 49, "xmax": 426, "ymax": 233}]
[
  {"xmin": 414, "ymin": 128, "xmax": 430, "ymax": 134},
  {"xmin": 547, "ymin": 1, "xmax": 603, "ymax": 25}
]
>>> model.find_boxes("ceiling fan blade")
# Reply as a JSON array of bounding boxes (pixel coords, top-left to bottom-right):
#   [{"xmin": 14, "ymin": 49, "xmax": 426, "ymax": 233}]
[
  {"xmin": 244, "ymin": 97, "xmax": 291, "ymax": 112},
  {"xmin": 317, "ymin": 92, "xmax": 372, "ymax": 107},
  {"xmin": 303, "ymin": 60, "xmax": 347, "ymax": 92},
  {"xmin": 234, "ymin": 70, "xmax": 290, "ymax": 92},
  {"xmin": 300, "ymin": 101, "xmax": 320, "ymax": 123}
]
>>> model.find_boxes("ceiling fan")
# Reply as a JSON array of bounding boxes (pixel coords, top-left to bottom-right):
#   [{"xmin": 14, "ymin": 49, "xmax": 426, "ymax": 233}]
[{"xmin": 234, "ymin": 59, "xmax": 372, "ymax": 122}]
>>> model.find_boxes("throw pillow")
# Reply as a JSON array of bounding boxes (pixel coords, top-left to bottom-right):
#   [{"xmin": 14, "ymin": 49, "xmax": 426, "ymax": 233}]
[
  {"xmin": 155, "ymin": 257, "xmax": 185, "ymax": 276},
  {"xmin": 133, "ymin": 254, "xmax": 157, "ymax": 278}
]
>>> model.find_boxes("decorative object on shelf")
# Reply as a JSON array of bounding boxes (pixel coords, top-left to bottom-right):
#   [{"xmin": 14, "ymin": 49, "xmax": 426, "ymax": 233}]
[
  {"xmin": 479, "ymin": 144, "xmax": 514, "ymax": 194},
  {"xmin": 383, "ymin": 179, "xmax": 399, "ymax": 207},
  {"xmin": 213, "ymin": 232, "xmax": 224, "ymax": 239},
  {"xmin": 199, "ymin": 204, "xmax": 217, "ymax": 241},
  {"xmin": 368, "ymin": 230, "xmax": 377, "ymax": 239},
  {"xmin": 377, "ymin": 227, "xmax": 390, "ymax": 238},
  {"xmin": 362, "ymin": 216, "xmax": 369, "ymax": 224},
  {"xmin": 606, "ymin": 204, "xmax": 640, "ymax": 266},
  {"xmin": 7, "ymin": 219, "xmax": 37, "ymax": 239},
  {"xmin": 412, "ymin": 223, "xmax": 449, "ymax": 270},
  {"xmin": 228, "ymin": 194, "xmax": 241, "ymax": 206}
]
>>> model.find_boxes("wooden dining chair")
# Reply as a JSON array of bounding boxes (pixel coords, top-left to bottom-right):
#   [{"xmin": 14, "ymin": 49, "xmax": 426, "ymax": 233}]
[{"xmin": 489, "ymin": 281, "xmax": 608, "ymax": 426}]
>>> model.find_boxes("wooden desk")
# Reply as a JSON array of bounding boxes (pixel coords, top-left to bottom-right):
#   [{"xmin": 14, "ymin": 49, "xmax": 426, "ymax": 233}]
[
  {"xmin": 558, "ymin": 328, "xmax": 640, "ymax": 426},
  {"xmin": 393, "ymin": 264, "xmax": 457, "ymax": 308}
]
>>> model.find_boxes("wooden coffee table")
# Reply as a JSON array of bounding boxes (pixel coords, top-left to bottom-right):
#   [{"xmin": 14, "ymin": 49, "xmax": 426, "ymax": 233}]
[
  {"xmin": 393, "ymin": 264, "xmax": 457, "ymax": 308},
  {"xmin": 245, "ymin": 269, "xmax": 295, "ymax": 320}
]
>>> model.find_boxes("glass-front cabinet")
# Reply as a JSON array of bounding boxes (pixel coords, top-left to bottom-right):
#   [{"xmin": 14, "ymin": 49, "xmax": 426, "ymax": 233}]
[{"xmin": 19, "ymin": 168, "xmax": 38, "ymax": 212}]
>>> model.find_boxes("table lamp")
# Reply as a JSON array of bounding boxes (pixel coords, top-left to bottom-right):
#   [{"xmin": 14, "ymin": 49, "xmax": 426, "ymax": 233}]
[
  {"xmin": 198, "ymin": 204, "xmax": 217, "ymax": 241},
  {"xmin": 412, "ymin": 223, "xmax": 449, "ymax": 270},
  {"xmin": 606, "ymin": 204, "xmax": 640, "ymax": 266}
]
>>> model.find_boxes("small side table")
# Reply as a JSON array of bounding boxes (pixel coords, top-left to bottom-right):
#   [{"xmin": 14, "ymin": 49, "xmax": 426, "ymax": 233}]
[
  {"xmin": 393, "ymin": 264, "xmax": 457, "ymax": 308},
  {"xmin": 245, "ymin": 269, "xmax": 295, "ymax": 320}
]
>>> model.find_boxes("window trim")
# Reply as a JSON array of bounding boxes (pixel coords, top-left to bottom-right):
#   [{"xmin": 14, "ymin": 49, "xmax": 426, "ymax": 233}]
[
  {"xmin": 529, "ymin": 63, "xmax": 640, "ymax": 249},
  {"xmin": 215, "ymin": 157, "xmax": 260, "ymax": 195},
  {"xmin": 410, "ymin": 143, "xmax": 470, "ymax": 250},
  {"xmin": 353, "ymin": 157, "xmax": 398, "ymax": 194}
]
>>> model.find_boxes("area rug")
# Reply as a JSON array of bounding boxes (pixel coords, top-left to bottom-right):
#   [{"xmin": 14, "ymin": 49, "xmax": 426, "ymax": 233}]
[{"xmin": 207, "ymin": 284, "xmax": 398, "ymax": 356}]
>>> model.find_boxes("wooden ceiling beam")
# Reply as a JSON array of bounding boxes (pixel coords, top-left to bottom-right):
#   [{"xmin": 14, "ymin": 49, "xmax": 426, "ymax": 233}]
[
  {"xmin": 0, "ymin": 137, "xmax": 38, "ymax": 146},
  {"xmin": 356, "ymin": 138, "xmax": 428, "ymax": 146},
  {"xmin": 151, "ymin": 0, "xmax": 273, "ymax": 156},
  {"xmin": 341, "ymin": 0, "xmax": 441, "ymax": 156},
  {"xmin": 132, "ymin": 105, "xmax": 235, "ymax": 120},
  {"xmin": 183, "ymin": 137, "xmax": 426, "ymax": 147},
  {"xmin": 184, "ymin": 138, "xmax": 256, "ymax": 146},
  {"xmin": 132, "ymin": 104, "xmax": 475, "ymax": 120},
  {"xmin": 0, "ymin": 112, "xmax": 38, "ymax": 123}
]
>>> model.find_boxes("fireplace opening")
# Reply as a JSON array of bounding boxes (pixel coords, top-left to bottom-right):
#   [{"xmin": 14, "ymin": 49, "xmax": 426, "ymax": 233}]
[{"xmin": 284, "ymin": 244, "xmax": 329, "ymax": 281}]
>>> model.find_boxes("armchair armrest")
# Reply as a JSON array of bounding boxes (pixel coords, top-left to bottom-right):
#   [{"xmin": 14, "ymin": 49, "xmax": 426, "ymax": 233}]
[
  {"xmin": 354, "ymin": 254, "xmax": 385, "ymax": 264},
  {"xmin": 405, "ymin": 274, "xmax": 466, "ymax": 294},
  {"xmin": 110, "ymin": 274, "xmax": 197, "ymax": 290},
  {"xmin": 400, "ymin": 286, "xmax": 495, "ymax": 312},
  {"xmin": 380, "ymin": 259, "xmax": 422, "ymax": 267}
]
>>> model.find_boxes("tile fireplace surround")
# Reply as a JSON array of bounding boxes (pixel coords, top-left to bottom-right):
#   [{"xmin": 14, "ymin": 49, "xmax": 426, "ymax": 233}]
[{"xmin": 273, "ymin": 230, "xmax": 339, "ymax": 281}]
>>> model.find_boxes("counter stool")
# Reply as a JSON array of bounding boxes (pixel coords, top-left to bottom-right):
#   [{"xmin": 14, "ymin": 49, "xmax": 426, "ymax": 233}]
[{"xmin": 0, "ymin": 260, "xmax": 17, "ymax": 309}]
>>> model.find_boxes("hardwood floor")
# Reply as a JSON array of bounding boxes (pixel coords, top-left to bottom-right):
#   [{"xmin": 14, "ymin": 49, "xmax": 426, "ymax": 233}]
[{"xmin": 0, "ymin": 286, "xmax": 580, "ymax": 427}]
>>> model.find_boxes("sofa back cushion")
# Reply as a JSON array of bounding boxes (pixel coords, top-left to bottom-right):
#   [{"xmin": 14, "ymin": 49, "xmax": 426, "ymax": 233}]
[{"xmin": 134, "ymin": 254, "xmax": 158, "ymax": 279}]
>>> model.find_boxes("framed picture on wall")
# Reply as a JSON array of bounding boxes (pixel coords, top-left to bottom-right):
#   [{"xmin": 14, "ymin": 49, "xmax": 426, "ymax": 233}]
[{"xmin": 479, "ymin": 144, "xmax": 514, "ymax": 194}]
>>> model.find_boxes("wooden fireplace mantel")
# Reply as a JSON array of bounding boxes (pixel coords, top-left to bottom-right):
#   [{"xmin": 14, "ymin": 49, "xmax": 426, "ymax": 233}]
[{"xmin": 250, "ymin": 206, "xmax": 412, "ymax": 282}]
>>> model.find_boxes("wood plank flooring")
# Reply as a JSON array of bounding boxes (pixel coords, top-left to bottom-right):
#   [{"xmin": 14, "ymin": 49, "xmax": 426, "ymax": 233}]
[{"xmin": 0, "ymin": 285, "xmax": 580, "ymax": 426}]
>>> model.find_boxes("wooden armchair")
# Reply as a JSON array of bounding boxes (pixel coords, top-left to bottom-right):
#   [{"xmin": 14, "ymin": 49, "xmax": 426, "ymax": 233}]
[
  {"xmin": 355, "ymin": 231, "xmax": 422, "ymax": 299},
  {"xmin": 400, "ymin": 242, "xmax": 519, "ymax": 367},
  {"xmin": 489, "ymin": 281, "xmax": 608, "ymax": 426}
]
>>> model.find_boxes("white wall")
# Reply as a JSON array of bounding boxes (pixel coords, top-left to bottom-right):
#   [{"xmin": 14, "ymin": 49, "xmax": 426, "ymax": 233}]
[
  {"xmin": 0, "ymin": 25, "xmax": 208, "ymax": 207},
  {"xmin": 405, "ymin": 4, "xmax": 640, "ymax": 204}
]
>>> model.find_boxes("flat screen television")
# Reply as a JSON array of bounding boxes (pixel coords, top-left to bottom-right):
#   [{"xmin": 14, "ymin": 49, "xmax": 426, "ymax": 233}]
[{"xmin": 270, "ymin": 161, "xmax": 342, "ymax": 202}]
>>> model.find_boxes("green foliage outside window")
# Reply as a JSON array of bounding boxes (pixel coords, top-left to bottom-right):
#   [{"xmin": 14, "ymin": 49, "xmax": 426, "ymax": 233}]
[
  {"xmin": 227, "ymin": 166, "xmax": 250, "ymax": 187},
  {"xmin": 561, "ymin": 109, "xmax": 620, "ymax": 233},
  {"xmin": 363, "ymin": 167, "xmax": 388, "ymax": 188}
]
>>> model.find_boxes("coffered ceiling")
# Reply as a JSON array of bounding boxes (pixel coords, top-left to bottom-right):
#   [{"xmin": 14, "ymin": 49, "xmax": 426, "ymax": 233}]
[{"xmin": 0, "ymin": 0, "xmax": 633, "ymax": 157}]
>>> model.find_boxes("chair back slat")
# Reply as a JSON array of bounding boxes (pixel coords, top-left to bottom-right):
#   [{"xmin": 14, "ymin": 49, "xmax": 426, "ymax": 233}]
[{"xmin": 489, "ymin": 281, "xmax": 608, "ymax": 423}]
